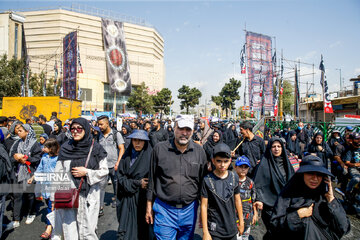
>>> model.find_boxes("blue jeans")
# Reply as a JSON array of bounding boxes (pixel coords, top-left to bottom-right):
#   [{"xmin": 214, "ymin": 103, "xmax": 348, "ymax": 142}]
[
  {"xmin": 153, "ymin": 198, "xmax": 198, "ymax": 240},
  {"xmin": 45, "ymin": 199, "xmax": 52, "ymax": 225}
]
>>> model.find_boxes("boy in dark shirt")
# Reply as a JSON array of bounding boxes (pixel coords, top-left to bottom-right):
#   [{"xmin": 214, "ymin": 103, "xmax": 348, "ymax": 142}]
[
  {"xmin": 235, "ymin": 156, "xmax": 258, "ymax": 240},
  {"xmin": 201, "ymin": 143, "xmax": 244, "ymax": 240}
]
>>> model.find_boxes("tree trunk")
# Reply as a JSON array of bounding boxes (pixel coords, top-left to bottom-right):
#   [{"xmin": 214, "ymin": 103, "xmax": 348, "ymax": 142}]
[{"xmin": 186, "ymin": 105, "xmax": 189, "ymax": 114}]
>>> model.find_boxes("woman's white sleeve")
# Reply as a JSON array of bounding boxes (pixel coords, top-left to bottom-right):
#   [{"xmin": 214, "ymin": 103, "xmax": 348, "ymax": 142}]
[
  {"xmin": 50, "ymin": 160, "xmax": 65, "ymax": 201},
  {"xmin": 86, "ymin": 158, "xmax": 109, "ymax": 186}
]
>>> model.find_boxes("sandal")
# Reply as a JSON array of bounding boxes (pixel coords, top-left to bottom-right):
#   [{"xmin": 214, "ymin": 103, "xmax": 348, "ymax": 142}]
[{"xmin": 40, "ymin": 231, "xmax": 51, "ymax": 239}]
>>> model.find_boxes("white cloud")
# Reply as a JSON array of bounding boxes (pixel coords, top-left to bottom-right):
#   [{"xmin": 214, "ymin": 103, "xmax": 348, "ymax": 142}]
[
  {"xmin": 217, "ymin": 58, "xmax": 222, "ymax": 62},
  {"xmin": 190, "ymin": 81, "xmax": 207, "ymax": 89},
  {"xmin": 329, "ymin": 41, "xmax": 341, "ymax": 49},
  {"xmin": 183, "ymin": 21, "xmax": 190, "ymax": 26},
  {"xmin": 296, "ymin": 50, "xmax": 317, "ymax": 61},
  {"xmin": 175, "ymin": 28, "xmax": 180, "ymax": 32},
  {"xmin": 354, "ymin": 68, "xmax": 360, "ymax": 75}
]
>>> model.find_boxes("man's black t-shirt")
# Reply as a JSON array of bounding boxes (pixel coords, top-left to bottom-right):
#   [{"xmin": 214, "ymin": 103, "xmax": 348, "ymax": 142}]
[{"xmin": 201, "ymin": 171, "xmax": 240, "ymax": 238}]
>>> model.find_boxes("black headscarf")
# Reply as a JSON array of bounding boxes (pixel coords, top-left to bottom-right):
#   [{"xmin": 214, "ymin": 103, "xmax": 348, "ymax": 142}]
[
  {"xmin": 286, "ymin": 130, "xmax": 301, "ymax": 157},
  {"xmin": 225, "ymin": 124, "xmax": 238, "ymax": 144},
  {"xmin": 306, "ymin": 132, "xmax": 333, "ymax": 167},
  {"xmin": 253, "ymin": 137, "xmax": 295, "ymax": 207},
  {"xmin": 58, "ymin": 118, "xmax": 107, "ymax": 196},
  {"xmin": 122, "ymin": 124, "xmax": 132, "ymax": 137},
  {"xmin": 52, "ymin": 121, "xmax": 63, "ymax": 136}
]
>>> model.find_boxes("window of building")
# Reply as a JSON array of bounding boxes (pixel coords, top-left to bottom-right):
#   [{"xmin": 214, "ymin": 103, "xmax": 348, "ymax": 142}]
[
  {"xmin": 79, "ymin": 88, "xmax": 92, "ymax": 101},
  {"xmin": 103, "ymin": 83, "xmax": 132, "ymax": 112},
  {"xmin": 14, "ymin": 24, "xmax": 18, "ymax": 58}
]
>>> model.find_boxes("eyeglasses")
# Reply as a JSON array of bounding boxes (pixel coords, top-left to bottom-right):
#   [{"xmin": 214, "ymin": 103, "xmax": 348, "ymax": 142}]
[{"xmin": 70, "ymin": 127, "xmax": 84, "ymax": 133}]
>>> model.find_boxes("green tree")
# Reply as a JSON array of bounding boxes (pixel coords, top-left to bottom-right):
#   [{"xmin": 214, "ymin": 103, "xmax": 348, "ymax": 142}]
[
  {"xmin": 127, "ymin": 82, "xmax": 153, "ymax": 115},
  {"xmin": 152, "ymin": 88, "xmax": 174, "ymax": 116},
  {"xmin": 282, "ymin": 79, "xmax": 294, "ymax": 114},
  {"xmin": 211, "ymin": 78, "xmax": 241, "ymax": 118},
  {"xmin": 177, "ymin": 85, "xmax": 202, "ymax": 114},
  {"xmin": 0, "ymin": 55, "xmax": 24, "ymax": 99}
]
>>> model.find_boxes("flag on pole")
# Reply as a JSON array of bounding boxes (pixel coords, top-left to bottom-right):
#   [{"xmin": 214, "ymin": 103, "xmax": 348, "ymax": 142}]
[
  {"xmin": 272, "ymin": 51, "xmax": 277, "ymax": 78},
  {"xmin": 319, "ymin": 55, "xmax": 333, "ymax": 114},
  {"xmin": 77, "ymin": 43, "xmax": 83, "ymax": 74},
  {"xmin": 21, "ymin": 25, "xmax": 30, "ymax": 97},
  {"xmin": 294, "ymin": 65, "xmax": 300, "ymax": 119},
  {"xmin": 54, "ymin": 60, "xmax": 58, "ymax": 95},
  {"xmin": 240, "ymin": 44, "xmax": 246, "ymax": 74}
]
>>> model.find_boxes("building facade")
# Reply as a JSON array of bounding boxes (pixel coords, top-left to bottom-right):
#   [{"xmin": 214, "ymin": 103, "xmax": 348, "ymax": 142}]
[
  {"xmin": 19, "ymin": 8, "xmax": 165, "ymax": 112},
  {"xmin": 0, "ymin": 12, "xmax": 25, "ymax": 60}
]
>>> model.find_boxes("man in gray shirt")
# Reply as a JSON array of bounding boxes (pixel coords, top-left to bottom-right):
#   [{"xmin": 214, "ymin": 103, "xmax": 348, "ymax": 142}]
[{"xmin": 98, "ymin": 115, "xmax": 125, "ymax": 213}]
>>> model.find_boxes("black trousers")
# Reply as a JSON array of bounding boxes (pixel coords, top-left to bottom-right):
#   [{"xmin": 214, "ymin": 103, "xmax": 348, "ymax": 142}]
[
  {"xmin": 12, "ymin": 191, "xmax": 36, "ymax": 221},
  {"xmin": 211, "ymin": 235, "xmax": 237, "ymax": 240}
]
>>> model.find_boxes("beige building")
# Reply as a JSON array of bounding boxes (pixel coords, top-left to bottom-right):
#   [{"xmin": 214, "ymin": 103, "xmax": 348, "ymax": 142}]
[
  {"xmin": 0, "ymin": 12, "xmax": 26, "ymax": 60},
  {"xmin": 19, "ymin": 8, "xmax": 165, "ymax": 112}
]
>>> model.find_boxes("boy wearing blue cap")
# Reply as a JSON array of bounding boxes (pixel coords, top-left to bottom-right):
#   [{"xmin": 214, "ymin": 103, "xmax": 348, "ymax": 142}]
[
  {"xmin": 201, "ymin": 143, "xmax": 244, "ymax": 240},
  {"xmin": 235, "ymin": 156, "xmax": 258, "ymax": 240}
]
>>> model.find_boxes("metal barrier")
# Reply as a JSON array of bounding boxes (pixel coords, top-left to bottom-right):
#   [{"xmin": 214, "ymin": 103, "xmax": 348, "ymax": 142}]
[{"xmin": 264, "ymin": 120, "xmax": 360, "ymax": 141}]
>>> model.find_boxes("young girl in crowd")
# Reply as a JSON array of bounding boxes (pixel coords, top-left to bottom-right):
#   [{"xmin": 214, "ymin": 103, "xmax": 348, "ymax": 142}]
[
  {"xmin": 28, "ymin": 138, "xmax": 59, "ymax": 239},
  {"xmin": 235, "ymin": 156, "xmax": 258, "ymax": 240},
  {"xmin": 39, "ymin": 133, "xmax": 49, "ymax": 150}
]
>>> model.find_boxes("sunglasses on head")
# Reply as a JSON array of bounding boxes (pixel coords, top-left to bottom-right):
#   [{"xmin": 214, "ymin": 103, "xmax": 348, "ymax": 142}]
[{"xmin": 70, "ymin": 127, "xmax": 84, "ymax": 133}]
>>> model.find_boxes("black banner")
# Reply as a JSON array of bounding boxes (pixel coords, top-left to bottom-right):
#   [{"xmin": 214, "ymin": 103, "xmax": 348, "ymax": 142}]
[{"xmin": 101, "ymin": 19, "xmax": 131, "ymax": 95}]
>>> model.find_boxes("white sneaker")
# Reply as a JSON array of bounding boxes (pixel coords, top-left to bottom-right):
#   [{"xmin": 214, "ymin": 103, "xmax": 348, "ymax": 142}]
[
  {"xmin": 25, "ymin": 215, "xmax": 36, "ymax": 224},
  {"xmin": 4, "ymin": 221, "xmax": 20, "ymax": 231}
]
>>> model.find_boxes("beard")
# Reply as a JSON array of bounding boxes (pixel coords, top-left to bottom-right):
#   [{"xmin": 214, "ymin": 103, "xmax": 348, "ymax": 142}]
[{"xmin": 176, "ymin": 135, "xmax": 191, "ymax": 146}]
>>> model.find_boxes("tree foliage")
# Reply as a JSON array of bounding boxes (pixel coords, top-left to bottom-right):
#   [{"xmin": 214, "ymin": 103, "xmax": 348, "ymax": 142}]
[
  {"xmin": 152, "ymin": 88, "xmax": 174, "ymax": 116},
  {"xmin": 0, "ymin": 54, "xmax": 62, "ymax": 101},
  {"xmin": 127, "ymin": 82, "xmax": 153, "ymax": 115},
  {"xmin": 282, "ymin": 79, "xmax": 294, "ymax": 114},
  {"xmin": 211, "ymin": 78, "xmax": 241, "ymax": 118},
  {"xmin": 177, "ymin": 85, "xmax": 202, "ymax": 114}
]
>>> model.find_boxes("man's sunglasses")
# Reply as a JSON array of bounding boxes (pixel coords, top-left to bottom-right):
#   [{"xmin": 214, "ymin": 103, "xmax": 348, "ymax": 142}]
[{"xmin": 70, "ymin": 127, "xmax": 84, "ymax": 133}]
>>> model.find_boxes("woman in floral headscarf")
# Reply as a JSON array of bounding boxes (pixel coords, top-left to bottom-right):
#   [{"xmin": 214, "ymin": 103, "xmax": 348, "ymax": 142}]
[{"xmin": 5, "ymin": 124, "xmax": 42, "ymax": 231}]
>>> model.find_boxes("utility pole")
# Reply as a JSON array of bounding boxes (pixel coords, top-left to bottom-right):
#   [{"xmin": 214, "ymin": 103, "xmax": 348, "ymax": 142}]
[{"xmin": 336, "ymin": 68, "xmax": 342, "ymax": 93}]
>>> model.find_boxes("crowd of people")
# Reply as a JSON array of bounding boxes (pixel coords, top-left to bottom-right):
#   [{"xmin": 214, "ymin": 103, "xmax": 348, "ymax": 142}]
[{"xmin": 0, "ymin": 113, "xmax": 357, "ymax": 239}]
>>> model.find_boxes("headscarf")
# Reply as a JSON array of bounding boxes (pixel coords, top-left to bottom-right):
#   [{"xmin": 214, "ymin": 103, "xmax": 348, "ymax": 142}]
[
  {"xmin": 225, "ymin": 124, "xmax": 238, "ymax": 144},
  {"xmin": 122, "ymin": 124, "xmax": 132, "ymax": 137},
  {"xmin": 253, "ymin": 137, "xmax": 295, "ymax": 207},
  {"xmin": 8, "ymin": 120, "xmax": 22, "ymax": 141},
  {"xmin": 196, "ymin": 119, "xmax": 213, "ymax": 145},
  {"xmin": 206, "ymin": 130, "xmax": 223, "ymax": 147},
  {"xmin": 286, "ymin": 130, "xmax": 301, "ymax": 156},
  {"xmin": 15, "ymin": 124, "xmax": 37, "ymax": 182},
  {"xmin": 58, "ymin": 118, "xmax": 107, "ymax": 196},
  {"xmin": 52, "ymin": 121, "xmax": 63, "ymax": 135},
  {"xmin": 40, "ymin": 133, "xmax": 49, "ymax": 141}
]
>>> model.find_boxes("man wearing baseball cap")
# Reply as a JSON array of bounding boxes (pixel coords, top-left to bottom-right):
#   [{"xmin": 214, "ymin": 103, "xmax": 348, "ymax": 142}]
[{"xmin": 146, "ymin": 115, "xmax": 207, "ymax": 240}]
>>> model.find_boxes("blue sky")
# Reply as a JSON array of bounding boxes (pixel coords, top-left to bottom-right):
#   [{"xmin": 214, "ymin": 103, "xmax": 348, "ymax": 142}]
[{"xmin": 1, "ymin": 0, "xmax": 360, "ymax": 112}]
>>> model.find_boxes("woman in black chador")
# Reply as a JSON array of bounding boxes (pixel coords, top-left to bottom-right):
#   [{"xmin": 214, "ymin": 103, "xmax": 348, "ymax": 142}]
[
  {"xmin": 270, "ymin": 155, "xmax": 350, "ymax": 239},
  {"xmin": 253, "ymin": 137, "xmax": 295, "ymax": 238},
  {"xmin": 306, "ymin": 132, "xmax": 333, "ymax": 167},
  {"xmin": 117, "ymin": 130, "xmax": 153, "ymax": 240}
]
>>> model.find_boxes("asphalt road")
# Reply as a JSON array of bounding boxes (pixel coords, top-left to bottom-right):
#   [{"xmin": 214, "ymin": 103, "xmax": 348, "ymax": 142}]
[{"xmin": 1, "ymin": 184, "xmax": 359, "ymax": 240}]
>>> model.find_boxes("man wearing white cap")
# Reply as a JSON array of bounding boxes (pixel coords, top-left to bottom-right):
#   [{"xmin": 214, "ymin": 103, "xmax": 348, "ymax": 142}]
[{"xmin": 146, "ymin": 114, "xmax": 207, "ymax": 240}]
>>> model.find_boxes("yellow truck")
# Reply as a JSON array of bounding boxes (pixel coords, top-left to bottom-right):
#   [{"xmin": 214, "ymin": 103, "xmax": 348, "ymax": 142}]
[{"xmin": 1, "ymin": 96, "xmax": 82, "ymax": 123}]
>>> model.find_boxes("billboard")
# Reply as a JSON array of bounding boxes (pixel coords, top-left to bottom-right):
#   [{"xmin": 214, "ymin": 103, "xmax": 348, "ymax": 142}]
[
  {"xmin": 246, "ymin": 31, "xmax": 274, "ymax": 112},
  {"xmin": 101, "ymin": 18, "xmax": 132, "ymax": 95}
]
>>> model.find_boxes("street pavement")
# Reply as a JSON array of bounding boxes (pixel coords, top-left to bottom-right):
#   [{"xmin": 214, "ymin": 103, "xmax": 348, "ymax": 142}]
[{"xmin": 1, "ymin": 184, "xmax": 360, "ymax": 240}]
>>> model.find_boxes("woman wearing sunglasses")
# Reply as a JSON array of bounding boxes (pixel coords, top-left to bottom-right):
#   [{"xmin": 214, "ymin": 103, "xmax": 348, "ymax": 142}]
[{"xmin": 51, "ymin": 118, "xmax": 108, "ymax": 240}]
